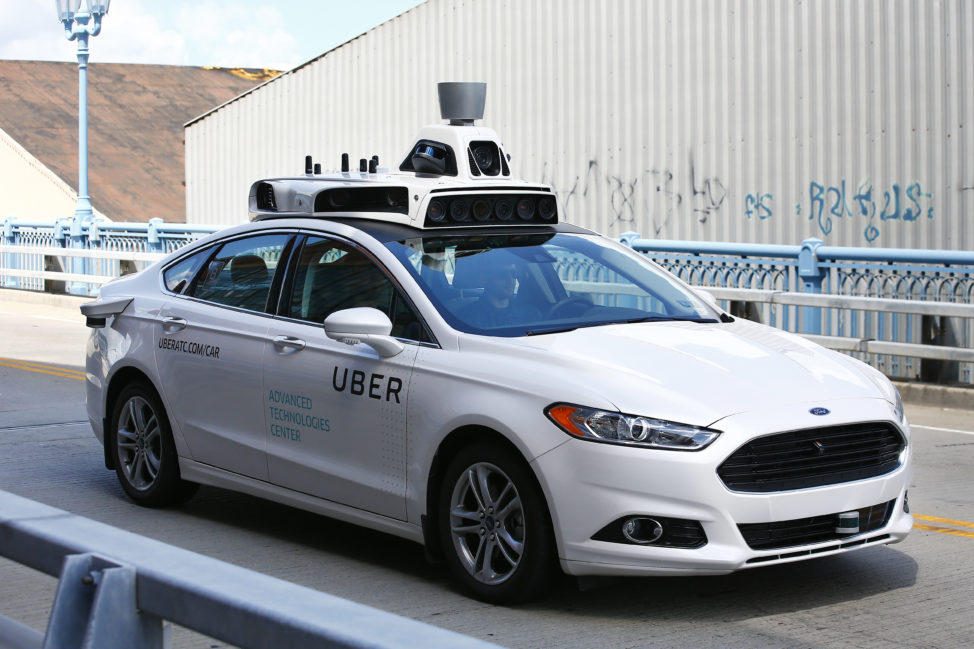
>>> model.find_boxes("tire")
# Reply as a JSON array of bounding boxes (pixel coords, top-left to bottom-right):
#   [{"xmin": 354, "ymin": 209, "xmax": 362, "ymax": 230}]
[
  {"xmin": 438, "ymin": 442, "xmax": 557, "ymax": 604},
  {"xmin": 109, "ymin": 381, "xmax": 198, "ymax": 507}
]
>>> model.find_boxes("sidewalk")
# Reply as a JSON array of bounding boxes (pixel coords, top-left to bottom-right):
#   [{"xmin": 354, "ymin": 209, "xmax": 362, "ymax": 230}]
[{"xmin": 0, "ymin": 288, "xmax": 89, "ymax": 369}]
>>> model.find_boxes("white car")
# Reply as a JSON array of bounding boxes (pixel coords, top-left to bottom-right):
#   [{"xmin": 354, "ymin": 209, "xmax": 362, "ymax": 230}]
[{"xmin": 82, "ymin": 83, "xmax": 912, "ymax": 603}]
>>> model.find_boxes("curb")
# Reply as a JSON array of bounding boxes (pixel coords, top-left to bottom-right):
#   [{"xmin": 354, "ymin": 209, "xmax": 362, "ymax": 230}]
[
  {"xmin": 0, "ymin": 288, "xmax": 91, "ymax": 309},
  {"xmin": 893, "ymin": 381, "xmax": 973, "ymax": 412}
]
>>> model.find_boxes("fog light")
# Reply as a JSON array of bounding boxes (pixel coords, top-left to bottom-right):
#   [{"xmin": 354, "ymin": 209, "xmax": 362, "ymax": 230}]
[
  {"xmin": 621, "ymin": 517, "xmax": 663, "ymax": 544},
  {"xmin": 903, "ymin": 491, "xmax": 910, "ymax": 514},
  {"xmin": 593, "ymin": 515, "xmax": 707, "ymax": 548}
]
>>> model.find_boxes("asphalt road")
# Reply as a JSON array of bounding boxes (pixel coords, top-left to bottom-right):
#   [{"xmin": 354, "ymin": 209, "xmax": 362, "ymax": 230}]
[{"xmin": 1, "ymin": 292, "xmax": 973, "ymax": 649}]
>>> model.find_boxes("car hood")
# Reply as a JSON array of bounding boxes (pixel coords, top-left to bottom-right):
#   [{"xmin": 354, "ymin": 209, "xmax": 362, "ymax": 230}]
[{"xmin": 506, "ymin": 318, "xmax": 888, "ymax": 426}]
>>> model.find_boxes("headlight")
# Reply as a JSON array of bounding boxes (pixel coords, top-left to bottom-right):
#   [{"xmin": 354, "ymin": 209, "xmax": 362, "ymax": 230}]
[
  {"xmin": 545, "ymin": 403, "xmax": 720, "ymax": 451},
  {"xmin": 892, "ymin": 387, "xmax": 905, "ymax": 424},
  {"xmin": 856, "ymin": 359, "xmax": 906, "ymax": 425}
]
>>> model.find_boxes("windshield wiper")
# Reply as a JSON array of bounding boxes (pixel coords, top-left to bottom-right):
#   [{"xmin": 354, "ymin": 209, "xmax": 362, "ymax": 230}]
[
  {"xmin": 525, "ymin": 325, "xmax": 579, "ymax": 336},
  {"xmin": 526, "ymin": 316, "xmax": 720, "ymax": 336},
  {"xmin": 624, "ymin": 316, "xmax": 720, "ymax": 324}
]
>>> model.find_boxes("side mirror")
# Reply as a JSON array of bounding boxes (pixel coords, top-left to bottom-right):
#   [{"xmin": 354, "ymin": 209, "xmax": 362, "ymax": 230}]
[
  {"xmin": 80, "ymin": 296, "xmax": 133, "ymax": 328},
  {"xmin": 324, "ymin": 307, "xmax": 404, "ymax": 358}
]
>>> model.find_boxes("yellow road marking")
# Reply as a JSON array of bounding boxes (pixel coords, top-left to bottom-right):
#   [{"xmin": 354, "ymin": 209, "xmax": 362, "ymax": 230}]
[
  {"xmin": 0, "ymin": 357, "xmax": 85, "ymax": 374},
  {"xmin": 0, "ymin": 358, "xmax": 85, "ymax": 381},
  {"xmin": 913, "ymin": 522, "xmax": 974, "ymax": 539},
  {"xmin": 914, "ymin": 514, "xmax": 974, "ymax": 530}
]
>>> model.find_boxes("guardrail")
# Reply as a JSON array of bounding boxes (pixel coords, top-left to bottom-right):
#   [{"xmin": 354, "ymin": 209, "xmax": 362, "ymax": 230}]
[
  {"xmin": 1, "ymin": 217, "xmax": 971, "ymax": 385},
  {"xmin": 0, "ymin": 489, "xmax": 504, "ymax": 649}
]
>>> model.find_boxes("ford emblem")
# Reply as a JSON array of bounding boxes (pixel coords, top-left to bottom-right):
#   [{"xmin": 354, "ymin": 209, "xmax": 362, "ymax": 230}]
[{"xmin": 809, "ymin": 407, "xmax": 831, "ymax": 416}]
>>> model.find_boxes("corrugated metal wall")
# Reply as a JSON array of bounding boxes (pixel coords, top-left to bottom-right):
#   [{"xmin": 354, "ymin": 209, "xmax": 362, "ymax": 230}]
[{"xmin": 186, "ymin": 0, "xmax": 973, "ymax": 251}]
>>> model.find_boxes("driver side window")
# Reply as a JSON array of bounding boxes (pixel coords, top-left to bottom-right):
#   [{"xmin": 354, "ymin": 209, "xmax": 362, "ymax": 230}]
[{"xmin": 288, "ymin": 237, "xmax": 427, "ymax": 341}]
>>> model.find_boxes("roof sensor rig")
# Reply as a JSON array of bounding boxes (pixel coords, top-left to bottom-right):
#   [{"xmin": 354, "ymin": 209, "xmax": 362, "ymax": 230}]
[{"xmin": 249, "ymin": 82, "xmax": 559, "ymax": 229}]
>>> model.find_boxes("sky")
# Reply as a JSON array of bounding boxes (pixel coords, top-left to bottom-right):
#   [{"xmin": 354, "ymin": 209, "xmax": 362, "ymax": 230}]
[{"xmin": 0, "ymin": 0, "xmax": 426, "ymax": 71}]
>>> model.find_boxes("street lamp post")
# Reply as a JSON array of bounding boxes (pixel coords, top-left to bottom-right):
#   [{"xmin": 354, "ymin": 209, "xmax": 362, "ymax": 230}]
[
  {"xmin": 56, "ymin": 0, "xmax": 110, "ymax": 295},
  {"xmin": 57, "ymin": 0, "xmax": 111, "ymax": 224}
]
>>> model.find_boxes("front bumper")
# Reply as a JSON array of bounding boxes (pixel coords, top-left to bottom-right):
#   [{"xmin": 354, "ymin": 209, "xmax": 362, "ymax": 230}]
[{"xmin": 532, "ymin": 398, "xmax": 913, "ymax": 577}]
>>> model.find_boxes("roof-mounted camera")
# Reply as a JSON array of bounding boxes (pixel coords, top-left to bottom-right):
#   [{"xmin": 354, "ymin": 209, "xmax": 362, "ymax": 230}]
[
  {"xmin": 400, "ymin": 82, "xmax": 512, "ymax": 180},
  {"xmin": 250, "ymin": 82, "xmax": 557, "ymax": 228}
]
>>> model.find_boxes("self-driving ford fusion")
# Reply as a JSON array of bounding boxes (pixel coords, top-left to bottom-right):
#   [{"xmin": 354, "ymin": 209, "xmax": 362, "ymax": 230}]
[{"xmin": 82, "ymin": 82, "xmax": 912, "ymax": 603}]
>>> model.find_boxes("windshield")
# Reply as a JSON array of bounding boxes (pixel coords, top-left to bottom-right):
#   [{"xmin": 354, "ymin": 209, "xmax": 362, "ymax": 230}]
[{"xmin": 385, "ymin": 232, "xmax": 719, "ymax": 337}]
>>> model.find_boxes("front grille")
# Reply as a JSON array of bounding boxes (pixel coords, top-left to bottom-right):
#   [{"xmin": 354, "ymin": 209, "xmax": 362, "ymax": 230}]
[
  {"xmin": 738, "ymin": 500, "xmax": 895, "ymax": 550},
  {"xmin": 717, "ymin": 422, "xmax": 905, "ymax": 493}
]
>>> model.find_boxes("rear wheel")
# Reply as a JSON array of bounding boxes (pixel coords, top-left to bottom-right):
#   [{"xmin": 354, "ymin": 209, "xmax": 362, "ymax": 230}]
[
  {"xmin": 110, "ymin": 382, "xmax": 197, "ymax": 507},
  {"xmin": 438, "ymin": 442, "xmax": 557, "ymax": 603}
]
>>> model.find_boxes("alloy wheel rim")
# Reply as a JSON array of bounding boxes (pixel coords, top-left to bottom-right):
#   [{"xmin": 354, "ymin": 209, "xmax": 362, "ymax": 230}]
[
  {"xmin": 449, "ymin": 461, "xmax": 525, "ymax": 585},
  {"xmin": 116, "ymin": 396, "xmax": 162, "ymax": 491}
]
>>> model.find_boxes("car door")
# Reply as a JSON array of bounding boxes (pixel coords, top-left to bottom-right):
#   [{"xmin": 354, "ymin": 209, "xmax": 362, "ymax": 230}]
[
  {"xmin": 261, "ymin": 235, "xmax": 425, "ymax": 519},
  {"xmin": 156, "ymin": 232, "xmax": 292, "ymax": 480}
]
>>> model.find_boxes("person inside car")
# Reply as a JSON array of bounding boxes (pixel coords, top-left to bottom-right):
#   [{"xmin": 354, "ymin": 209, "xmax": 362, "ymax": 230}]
[{"xmin": 459, "ymin": 259, "xmax": 541, "ymax": 328}]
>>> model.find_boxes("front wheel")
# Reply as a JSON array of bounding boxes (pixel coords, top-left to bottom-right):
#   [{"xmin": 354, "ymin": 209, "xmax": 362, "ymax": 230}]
[
  {"xmin": 438, "ymin": 443, "xmax": 557, "ymax": 603},
  {"xmin": 109, "ymin": 382, "xmax": 197, "ymax": 507}
]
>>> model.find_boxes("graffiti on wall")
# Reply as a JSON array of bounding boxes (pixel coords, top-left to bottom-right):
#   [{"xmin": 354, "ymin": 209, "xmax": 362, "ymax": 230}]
[
  {"xmin": 744, "ymin": 192, "xmax": 773, "ymax": 220},
  {"xmin": 540, "ymin": 150, "xmax": 728, "ymax": 234},
  {"xmin": 796, "ymin": 180, "xmax": 935, "ymax": 242},
  {"xmin": 542, "ymin": 153, "xmax": 937, "ymax": 243},
  {"xmin": 688, "ymin": 152, "xmax": 728, "ymax": 221},
  {"xmin": 746, "ymin": 181, "xmax": 936, "ymax": 242}
]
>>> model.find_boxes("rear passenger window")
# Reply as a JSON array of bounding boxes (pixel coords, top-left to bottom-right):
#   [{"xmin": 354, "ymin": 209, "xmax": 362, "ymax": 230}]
[{"xmin": 188, "ymin": 234, "xmax": 290, "ymax": 311}]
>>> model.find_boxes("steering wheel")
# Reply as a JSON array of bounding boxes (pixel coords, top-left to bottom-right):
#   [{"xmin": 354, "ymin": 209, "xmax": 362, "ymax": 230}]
[{"xmin": 547, "ymin": 296, "xmax": 592, "ymax": 319}]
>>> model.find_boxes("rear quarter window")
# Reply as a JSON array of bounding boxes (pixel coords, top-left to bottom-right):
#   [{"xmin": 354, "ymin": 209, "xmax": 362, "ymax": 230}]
[{"xmin": 163, "ymin": 249, "xmax": 209, "ymax": 294}]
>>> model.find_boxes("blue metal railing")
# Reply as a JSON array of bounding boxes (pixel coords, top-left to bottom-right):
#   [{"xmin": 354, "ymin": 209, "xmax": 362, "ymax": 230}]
[
  {"xmin": 1, "ymin": 218, "xmax": 972, "ymax": 384},
  {"xmin": 1, "ymin": 217, "xmax": 217, "ymax": 294},
  {"xmin": 620, "ymin": 232, "xmax": 974, "ymax": 384}
]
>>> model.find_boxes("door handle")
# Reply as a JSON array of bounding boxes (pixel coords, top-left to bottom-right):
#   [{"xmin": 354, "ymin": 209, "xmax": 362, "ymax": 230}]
[
  {"xmin": 273, "ymin": 336, "xmax": 306, "ymax": 353},
  {"xmin": 161, "ymin": 316, "xmax": 188, "ymax": 333}
]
